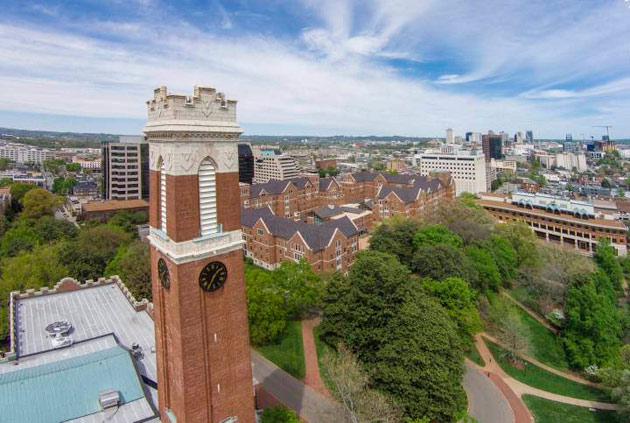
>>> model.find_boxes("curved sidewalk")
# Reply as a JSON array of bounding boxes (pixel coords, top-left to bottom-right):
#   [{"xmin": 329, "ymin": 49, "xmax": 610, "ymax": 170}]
[
  {"xmin": 476, "ymin": 334, "xmax": 619, "ymax": 411},
  {"xmin": 301, "ymin": 317, "xmax": 330, "ymax": 398},
  {"xmin": 482, "ymin": 333, "xmax": 600, "ymax": 388}
]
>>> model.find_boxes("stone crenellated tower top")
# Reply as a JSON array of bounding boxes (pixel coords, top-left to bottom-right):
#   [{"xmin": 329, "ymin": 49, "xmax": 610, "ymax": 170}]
[{"xmin": 144, "ymin": 85, "xmax": 242, "ymax": 136}]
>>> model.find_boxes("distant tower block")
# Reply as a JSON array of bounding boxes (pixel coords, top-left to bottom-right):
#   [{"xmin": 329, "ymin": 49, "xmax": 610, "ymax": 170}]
[{"xmin": 145, "ymin": 85, "xmax": 255, "ymax": 423}]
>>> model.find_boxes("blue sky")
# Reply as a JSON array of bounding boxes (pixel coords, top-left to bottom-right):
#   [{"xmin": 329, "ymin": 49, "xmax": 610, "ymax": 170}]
[{"xmin": 1, "ymin": 0, "xmax": 630, "ymax": 138}]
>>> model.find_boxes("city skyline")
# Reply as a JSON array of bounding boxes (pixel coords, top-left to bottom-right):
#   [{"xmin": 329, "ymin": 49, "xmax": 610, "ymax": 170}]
[{"xmin": 1, "ymin": 0, "xmax": 630, "ymax": 138}]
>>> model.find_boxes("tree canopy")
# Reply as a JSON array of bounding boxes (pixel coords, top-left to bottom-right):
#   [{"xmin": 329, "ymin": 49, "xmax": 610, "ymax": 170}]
[
  {"xmin": 321, "ymin": 251, "xmax": 466, "ymax": 422},
  {"xmin": 413, "ymin": 224, "xmax": 463, "ymax": 249},
  {"xmin": 411, "ymin": 243, "xmax": 476, "ymax": 282},
  {"xmin": 562, "ymin": 274, "xmax": 621, "ymax": 369},
  {"xmin": 60, "ymin": 224, "xmax": 131, "ymax": 281},
  {"xmin": 22, "ymin": 188, "xmax": 60, "ymax": 218}
]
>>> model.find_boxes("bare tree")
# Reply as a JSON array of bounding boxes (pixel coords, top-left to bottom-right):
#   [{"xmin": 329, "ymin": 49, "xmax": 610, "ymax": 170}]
[
  {"xmin": 497, "ymin": 310, "xmax": 529, "ymax": 362},
  {"xmin": 319, "ymin": 345, "xmax": 403, "ymax": 423}
]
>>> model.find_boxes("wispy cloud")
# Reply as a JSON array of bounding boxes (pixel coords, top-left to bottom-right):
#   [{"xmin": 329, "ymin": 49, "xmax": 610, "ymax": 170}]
[{"xmin": 0, "ymin": 0, "xmax": 629, "ymax": 137}]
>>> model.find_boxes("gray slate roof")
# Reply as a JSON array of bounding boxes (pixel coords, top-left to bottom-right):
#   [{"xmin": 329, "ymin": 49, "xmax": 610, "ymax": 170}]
[
  {"xmin": 312, "ymin": 205, "xmax": 365, "ymax": 219},
  {"xmin": 249, "ymin": 177, "xmax": 312, "ymax": 198},
  {"xmin": 377, "ymin": 177, "xmax": 445, "ymax": 204},
  {"xmin": 242, "ymin": 207, "xmax": 359, "ymax": 251}
]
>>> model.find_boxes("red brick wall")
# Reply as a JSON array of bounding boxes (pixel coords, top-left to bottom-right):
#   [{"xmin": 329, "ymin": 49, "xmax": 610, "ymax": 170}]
[
  {"xmin": 165, "ymin": 174, "xmax": 200, "ymax": 242},
  {"xmin": 152, "ymin": 247, "xmax": 255, "ymax": 423},
  {"xmin": 217, "ymin": 172, "xmax": 241, "ymax": 231}
]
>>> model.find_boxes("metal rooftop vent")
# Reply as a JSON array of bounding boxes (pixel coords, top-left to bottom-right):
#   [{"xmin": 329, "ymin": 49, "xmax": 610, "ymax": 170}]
[
  {"xmin": 98, "ymin": 389, "xmax": 120, "ymax": 409},
  {"xmin": 45, "ymin": 320, "xmax": 72, "ymax": 337},
  {"xmin": 51, "ymin": 333, "xmax": 73, "ymax": 349}
]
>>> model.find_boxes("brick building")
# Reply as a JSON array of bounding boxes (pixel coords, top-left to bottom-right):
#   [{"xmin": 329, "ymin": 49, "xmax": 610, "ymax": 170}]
[
  {"xmin": 376, "ymin": 176, "xmax": 454, "ymax": 219},
  {"xmin": 479, "ymin": 193, "xmax": 627, "ymax": 256},
  {"xmin": 81, "ymin": 199, "xmax": 149, "ymax": 222},
  {"xmin": 315, "ymin": 158, "xmax": 337, "ymax": 170},
  {"xmin": 240, "ymin": 177, "xmax": 319, "ymax": 219},
  {"xmin": 307, "ymin": 205, "xmax": 374, "ymax": 233},
  {"xmin": 241, "ymin": 171, "xmax": 455, "ymax": 222},
  {"xmin": 242, "ymin": 207, "xmax": 359, "ymax": 273}
]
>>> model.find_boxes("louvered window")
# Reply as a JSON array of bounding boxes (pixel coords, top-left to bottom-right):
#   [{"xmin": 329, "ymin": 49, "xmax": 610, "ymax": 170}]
[
  {"xmin": 199, "ymin": 159, "xmax": 218, "ymax": 236},
  {"xmin": 160, "ymin": 163, "xmax": 167, "ymax": 234}
]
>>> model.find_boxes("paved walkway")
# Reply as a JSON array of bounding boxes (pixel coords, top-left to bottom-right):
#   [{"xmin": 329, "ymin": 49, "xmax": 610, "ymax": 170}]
[
  {"xmin": 482, "ymin": 333, "xmax": 599, "ymax": 388},
  {"xmin": 301, "ymin": 317, "xmax": 330, "ymax": 398},
  {"xmin": 476, "ymin": 334, "xmax": 619, "ymax": 412},
  {"xmin": 472, "ymin": 335, "xmax": 534, "ymax": 423},
  {"xmin": 251, "ymin": 350, "xmax": 339, "ymax": 423},
  {"xmin": 464, "ymin": 363, "xmax": 514, "ymax": 423}
]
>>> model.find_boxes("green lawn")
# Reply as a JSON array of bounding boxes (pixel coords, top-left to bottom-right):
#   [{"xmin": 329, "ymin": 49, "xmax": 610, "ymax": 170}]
[
  {"xmin": 256, "ymin": 320, "xmax": 305, "ymax": 379},
  {"xmin": 312, "ymin": 325, "xmax": 336, "ymax": 391},
  {"xmin": 515, "ymin": 306, "xmax": 569, "ymax": 370},
  {"xmin": 465, "ymin": 342, "xmax": 485, "ymax": 367},
  {"xmin": 523, "ymin": 395, "xmax": 620, "ymax": 423},
  {"xmin": 507, "ymin": 286, "xmax": 531, "ymax": 305},
  {"xmin": 486, "ymin": 341, "xmax": 609, "ymax": 402}
]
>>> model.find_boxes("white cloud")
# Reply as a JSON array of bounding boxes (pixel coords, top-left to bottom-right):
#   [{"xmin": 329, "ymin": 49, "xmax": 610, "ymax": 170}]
[{"xmin": 1, "ymin": 0, "xmax": 630, "ymax": 137}]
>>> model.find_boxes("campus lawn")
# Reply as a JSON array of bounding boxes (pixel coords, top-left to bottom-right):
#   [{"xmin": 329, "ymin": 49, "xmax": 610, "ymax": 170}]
[
  {"xmin": 486, "ymin": 341, "xmax": 609, "ymax": 402},
  {"xmin": 523, "ymin": 395, "xmax": 620, "ymax": 423},
  {"xmin": 515, "ymin": 306, "xmax": 569, "ymax": 370},
  {"xmin": 257, "ymin": 320, "xmax": 305, "ymax": 379},
  {"xmin": 313, "ymin": 325, "xmax": 336, "ymax": 390},
  {"xmin": 465, "ymin": 342, "xmax": 485, "ymax": 367}
]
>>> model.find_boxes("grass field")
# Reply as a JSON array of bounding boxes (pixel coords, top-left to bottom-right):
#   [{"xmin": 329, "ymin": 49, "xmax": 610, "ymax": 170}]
[
  {"xmin": 256, "ymin": 320, "xmax": 305, "ymax": 379},
  {"xmin": 312, "ymin": 325, "xmax": 336, "ymax": 391},
  {"xmin": 515, "ymin": 306, "xmax": 569, "ymax": 371},
  {"xmin": 465, "ymin": 342, "xmax": 485, "ymax": 367},
  {"xmin": 486, "ymin": 341, "xmax": 609, "ymax": 402},
  {"xmin": 523, "ymin": 395, "xmax": 619, "ymax": 423}
]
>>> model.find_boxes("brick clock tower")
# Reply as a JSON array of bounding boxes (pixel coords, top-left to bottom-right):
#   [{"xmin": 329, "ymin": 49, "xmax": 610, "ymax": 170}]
[{"xmin": 145, "ymin": 85, "xmax": 255, "ymax": 423}]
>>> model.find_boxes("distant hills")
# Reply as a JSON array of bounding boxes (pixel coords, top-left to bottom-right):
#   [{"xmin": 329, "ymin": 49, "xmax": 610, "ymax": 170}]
[{"xmin": 0, "ymin": 127, "xmax": 628, "ymax": 146}]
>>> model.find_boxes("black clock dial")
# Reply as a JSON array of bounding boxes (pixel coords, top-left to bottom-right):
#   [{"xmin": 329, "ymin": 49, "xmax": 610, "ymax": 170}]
[
  {"xmin": 199, "ymin": 261, "xmax": 228, "ymax": 292},
  {"xmin": 158, "ymin": 258, "xmax": 170, "ymax": 289}
]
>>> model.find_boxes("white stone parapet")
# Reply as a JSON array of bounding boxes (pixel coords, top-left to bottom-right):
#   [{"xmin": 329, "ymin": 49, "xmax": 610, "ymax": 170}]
[
  {"xmin": 144, "ymin": 85, "xmax": 242, "ymax": 137},
  {"xmin": 148, "ymin": 227, "xmax": 245, "ymax": 264}
]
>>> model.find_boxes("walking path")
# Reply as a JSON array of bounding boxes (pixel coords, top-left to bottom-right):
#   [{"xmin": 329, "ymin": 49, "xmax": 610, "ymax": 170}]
[
  {"xmin": 251, "ymin": 350, "xmax": 339, "ymax": 423},
  {"xmin": 475, "ymin": 334, "xmax": 619, "ymax": 411},
  {"xmin": 501, "ymin": 291, "xmax": 558, "ymax": 334},
  {"xmin": 301, "ymin": 317, "xmax": 330, "ymax": 398},
  {"xmin": 472, "ymin": 335, "xmax": 534, "ymax": 423},
  {"xmin": 464, "ymin": 363, "xmax": 515, "ymax": 423},
  {"xmin": 481, "ymin": 333, "xmax": 599, "ymax": 388}
]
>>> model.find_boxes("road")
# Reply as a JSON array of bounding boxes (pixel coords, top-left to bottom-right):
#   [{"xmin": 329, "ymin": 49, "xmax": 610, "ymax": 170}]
[
  {"xmin": 252, "ymin": 350, "xmax": 514, "ymax": 423},
  {"xmin": 464, "ymin": 363, "xmax": 514, "ymax": 423}
]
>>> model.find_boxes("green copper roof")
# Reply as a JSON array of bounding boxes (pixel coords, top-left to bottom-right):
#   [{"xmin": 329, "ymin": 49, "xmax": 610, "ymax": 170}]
[{"xmin": 0, "ymin": 345, "xmax": 145, "ymax": 423}]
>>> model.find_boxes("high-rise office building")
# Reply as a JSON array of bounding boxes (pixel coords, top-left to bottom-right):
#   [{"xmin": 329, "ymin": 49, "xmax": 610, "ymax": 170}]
[
  {"xmin": 253, "ymin": 150, "xmax": 299, "ymax": 183},
  {"xmin": 413, "ymin": 151, "xmax": 487, "ymax": 196},
  {"xmin": 465, "ymin": 132, "xmax": 473, "ymax": 142},
  {"xmin": 102, "ymin": 136, "xmax": 149, "ymax": 200},
  {"xmin": 238, "ymin": 143, "xmax": 254, "ymax": 184},
  {"xmin": 482, "ymin": 133, "xmax": 503, "ymax": 162},
  {"xmin": 566, "ymin": 133, "xmax": 573, "ymax": 142},
  {"xmin": 526, "ymin": 130, "xmax": 534, "ymax": 143},
  {"xmin": 446, "ymin": 128, "xmax": 454, "ymax": 144}
]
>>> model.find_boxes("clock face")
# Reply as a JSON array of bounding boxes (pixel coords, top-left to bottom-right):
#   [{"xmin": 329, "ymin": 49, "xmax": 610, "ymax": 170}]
[
  {"xmin": 158, "ymin": 258, "xmax": 170, "ymax": 289},
  {"xmin": 199, "ymin": 261, "xmax": 228, "ymax": 292}
]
